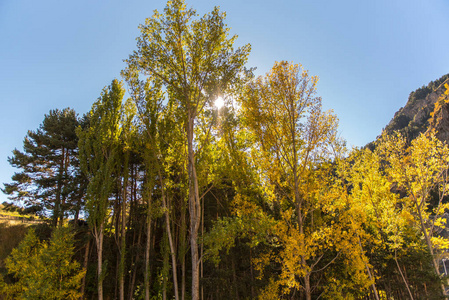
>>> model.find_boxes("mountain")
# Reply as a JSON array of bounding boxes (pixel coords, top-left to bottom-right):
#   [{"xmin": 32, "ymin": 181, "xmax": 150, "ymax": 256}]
[{"xmin": 382, "ymin": 73, "xmax": 449, "ymax": 142}]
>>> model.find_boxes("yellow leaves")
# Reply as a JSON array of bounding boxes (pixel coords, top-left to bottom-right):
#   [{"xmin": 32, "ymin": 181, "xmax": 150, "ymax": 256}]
[
  {"xmin": 257, "ymin": 278, "xmax": 280, "ymax": 300},
  {"xmin": 434, "ymin": 217, "xmax": 447, "ymax": 228},
  {"xmin": 252, "ymin": 251, "xmax": 274, "ymax": 281},
  {"xmin": 431, "ymin": 236, "xmax": 449, "ymax": 251},
  {"xmin": 231, "ymin": 193, "xmax": 258, "ymax": 217}
]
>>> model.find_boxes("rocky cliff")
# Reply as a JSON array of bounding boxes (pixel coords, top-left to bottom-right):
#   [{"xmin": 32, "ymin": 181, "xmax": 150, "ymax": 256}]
[{"xmin": 383, "ymin": 73, "xmax": 449, "ymax": 143}]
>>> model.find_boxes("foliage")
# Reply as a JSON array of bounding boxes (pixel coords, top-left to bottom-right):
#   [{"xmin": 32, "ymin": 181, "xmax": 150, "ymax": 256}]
[
  {"xmin": 3, "ymin": 1, "xmax": 449, "ymax": 299},
  {"xmin": 0, "ymin": 227, "xmax": 85, "ymax": 299},
  {"xmin": 3, "ymin": 108, "xmax": 84, "ymax": 226}
]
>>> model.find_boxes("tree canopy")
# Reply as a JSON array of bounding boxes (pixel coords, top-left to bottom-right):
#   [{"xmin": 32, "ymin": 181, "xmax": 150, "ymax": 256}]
[{"xmin": 2, "ymin": 1, "xmax": 449, "ymax": 299}]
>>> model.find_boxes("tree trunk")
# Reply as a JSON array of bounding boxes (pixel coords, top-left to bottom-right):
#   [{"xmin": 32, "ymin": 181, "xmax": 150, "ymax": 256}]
[
  {"xmin": 80, "ymin": 238, "xmax": 90, "ymax": 299},
  {"xmin": 128, "ymin": 223, "xmax": 142, "ymax": 300},
  {"xmin": 59, "ymin": 147, "xmax": 68, "ymax": 228},
  {"xmin": 414, "ymin": 196, "xmax": 447, "ymax": 297},
  {"xmin": 54, "ymin": 148, "xmax": 63, "ymax": 228},
  {"xmin": 119, "ymin": 155, "xmax": 129, "ymax": 300},
  {"xmin": 303, "ymin": 259, "xmax": 312, "ymax": 300},
  {"xmin": 357, "ymin": 233, "xmax": 380, "ymax": 300},
  {"xmin": 394, "ymin": 249, "xmax": 414, "ymax": 300},
  {"xmin": 145, "ymin": 191, "xmax": 153, "ymax": 300},
  {"xmin": 95, "ymin": 223, "xmax": 104, "ymax": 300},
  {"xmin": 163, "ymin": 193, "xmax": 179, "ymax": 300},
  {"xmin": 180, "ymin": 199, "xmax": 187, "ymax": 300},
  {"xmin": 188, "ymin": 115, "xmax": 201, "ymax": 300}
]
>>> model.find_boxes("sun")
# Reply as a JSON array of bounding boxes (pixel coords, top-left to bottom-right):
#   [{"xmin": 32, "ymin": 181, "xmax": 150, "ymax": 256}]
[{"xmin": 214, "ymin": 96, "xmax": 225, "ymax": 109}]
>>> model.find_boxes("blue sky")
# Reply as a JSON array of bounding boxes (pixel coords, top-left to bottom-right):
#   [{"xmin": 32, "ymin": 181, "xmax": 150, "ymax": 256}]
[{"xmin": 1, "ymin": 0, "xmax": 449, "ymax": 203}]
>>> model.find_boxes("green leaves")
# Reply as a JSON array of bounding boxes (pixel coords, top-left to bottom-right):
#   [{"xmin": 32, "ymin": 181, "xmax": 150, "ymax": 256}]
[
  {"xmin": 78, "ymin": 79, "xmax": 125, "ymax": 226},
  {"xmin": 1, "ymin": 227, "xmax": 85, "ymax": 299},
  {"xmin": 128, "ymin": 0, "xmax": 250, "ymax": 114}
]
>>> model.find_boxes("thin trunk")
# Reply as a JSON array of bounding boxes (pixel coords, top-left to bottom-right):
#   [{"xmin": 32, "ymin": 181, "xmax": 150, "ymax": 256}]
[
  {"xmin": 54, "ymin": 148, "xmax": 64, "ymax": 228},
  {"xmin": 164, "ymin": 195, "xmax": 180, "ymax": 300},
  {"xmin": 394, "ymin": 249, "xmax": 414, "ymax": 300},
  {"xmin": 188, "ymin": 115, "xmax": 201, "ymax": 300},
  {"xmin": 414, "ymin": 196, "xmax": 447, "ymax": 297},
  {"xmin": 181, "ymin": 257, "xmax": 186, "ymax": 300},
  {"xmin": 128, "ymin": 225, "xmax": 142, "ymax": 300},
  {"xmin": 232, "ymin": 256, "xmax": 240, "ymax": 300},
  {"xmin": 59, "ymin": 147, "xmax": 68, "ymax": 228},
  {"xmin": 145, "ymin": 190, "xmax": 153, "ymax": 300},
  {"xmin": 127, "ymin": 224, "xmax": 137, "ymax": 300},
  {"xmin": 80, "ymin": 238, "xmax": 90, "ymax": 299},
  {"xmin": 74, "ymin": 209, "xmax": 79, "ymax": 223},
  {"xmin": 95, "ymin": 222, "xmax": 104, "ymax": 300},
  {"xmin": 115, "ymin": 252, "xmax": 119, "ymax": 299},
  {"xmin": 357, "ymin": 234, "xmax": 380, "ymax": 300},
  {"xmin": 303, "ymin": 260, "xmax": 311, "ymax": 300},
  {"xmin": 201, "ymin": 194, "xmax": 204, "ymax": 300},
  {"xmin": 163, "ymin": 234, "xmax": 169, "ymax": 300},
  {"xmin": 158, "ymin": 165, "xmax": 179, "ymax": 300},
  {"xmin": 180, "ymin": 200, "xmax": 186, "ymax": 300},
  {"xmin": 119, "ymin": 154, "xmax": 129, "ymax": 300},
  {"xmin": 250, "ymin": 249, "xmax": 255, "ymax": 300}
]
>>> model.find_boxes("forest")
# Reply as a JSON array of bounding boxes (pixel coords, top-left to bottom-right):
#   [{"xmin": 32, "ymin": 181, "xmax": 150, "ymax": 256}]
[{"xmin": 2, "ymin": 0, "xmax": 449, "ymax": 299}]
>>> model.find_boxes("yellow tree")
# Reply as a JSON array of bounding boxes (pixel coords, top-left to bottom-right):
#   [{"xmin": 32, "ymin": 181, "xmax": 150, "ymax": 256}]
[
  {"xmin": 239, "ymin": 61, "xmax": 368, "ymax": 299},
  {"xmin": 342, "ymin": 147, "xmax": 414, "ymax": 299},
  {"xmin": 379, "ymin": 132, "xmax": 449, "ymax": 296}
]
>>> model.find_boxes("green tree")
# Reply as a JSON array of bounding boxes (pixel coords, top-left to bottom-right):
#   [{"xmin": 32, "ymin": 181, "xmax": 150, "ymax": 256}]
[
  {"xmin": 3, "ymin": 108, "xmax": 83, "ymax": 227},
  {"xmin": 0, "ymin": 227, "xmax": 85, "ymax": 299},
  {"xmin": 77, "ymin": 79, "xmax": 124, "ymax": 300},
  {"xmin": 124, "ymin": 1, "xmax": 250, "ymax": 298},
  {"xmin": 117, "ymin": 98, "xmax": 137, "ymax": 300}
]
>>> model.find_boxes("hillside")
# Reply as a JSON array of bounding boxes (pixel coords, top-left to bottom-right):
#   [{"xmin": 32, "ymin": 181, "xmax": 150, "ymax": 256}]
[
  {"xmin": 0, "ymin": 202, "xmax": 43, "ymax": 226},
  {"xmin": 383, "ymin": 73, "xmax": 449, "ymax": 142}
]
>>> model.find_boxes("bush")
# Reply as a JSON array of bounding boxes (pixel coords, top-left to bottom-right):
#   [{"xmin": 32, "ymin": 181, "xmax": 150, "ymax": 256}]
[{"xmin": 0, "ymin": 227, "xmax": 85, "ymax": 299}]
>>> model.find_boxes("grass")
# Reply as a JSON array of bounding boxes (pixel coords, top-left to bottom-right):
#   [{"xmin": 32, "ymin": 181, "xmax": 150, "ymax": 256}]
[{"xmin": 0, "ymin": 204, "xmax": 45, "ymax": 226}]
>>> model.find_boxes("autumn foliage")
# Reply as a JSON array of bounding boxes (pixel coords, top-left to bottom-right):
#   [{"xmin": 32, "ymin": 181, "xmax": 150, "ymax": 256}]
[{"xmin": 2, "ymin": 1, "xmax": 449, "ymax": 299}]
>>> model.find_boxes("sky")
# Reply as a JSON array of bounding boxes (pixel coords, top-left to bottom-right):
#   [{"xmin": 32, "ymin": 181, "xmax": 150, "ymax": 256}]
[{"xmin": 1, "ymin": 0, "xmax": 449, "ymax": 204}]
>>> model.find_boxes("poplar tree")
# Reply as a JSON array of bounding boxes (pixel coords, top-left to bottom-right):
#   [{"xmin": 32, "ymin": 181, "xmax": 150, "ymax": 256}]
[
  {"xmin": 238, "ymin": 61, "xmax": 361, "ymax": 299},
  {"xmin": 124, "ymin": 1, "xmax": 250, "ymax": 298},
  {"xmin": 379, "ymin": 132, "xmax": 449, "ymax": 297},
  {"xmin": 78, "ymin": 79, "xmax": 124, "ymax": 300}
]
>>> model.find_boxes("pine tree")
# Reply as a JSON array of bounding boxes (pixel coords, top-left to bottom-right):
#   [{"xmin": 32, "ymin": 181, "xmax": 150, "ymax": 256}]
[{"xmin": 3, "ymin": 108, "xmax": 84, "ymax": 227}]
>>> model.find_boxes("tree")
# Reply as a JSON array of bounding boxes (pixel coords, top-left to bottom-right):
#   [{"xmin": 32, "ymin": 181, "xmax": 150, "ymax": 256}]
[
  {"xmin": 78, "ymin": 79, "xmax": 124, "ymax": 300},
  {"xmin": 3, "ymin": 108, "xmax": 83, "ymax": 227},
  {"xmin": 117, "ymin": 98, "xmax": 137, "ymax": 300},
  {"xmin": 204, "ymin": 61, "xmax": 367, "ymax": 299},
  {"xmin": 342, "ymin": 147, "xmax": 411, "ymax": 299},
  {"xmin": 379, "ymin": 132, "xmax": 449, "ymax": 296},
  {"xmin": 124, "ymin": 1, "xmax": 250, "ymax": 298},
  {"xmin": 341, "ymin": 140, "xmax": 446, "ymax": 299},
  {"xmin": 241, "ymin": 61, "xmax": 332, "ymax": 299},
  {"xmin": 0, "ymin": 227, "xmax": 85, "ymax": 299}
]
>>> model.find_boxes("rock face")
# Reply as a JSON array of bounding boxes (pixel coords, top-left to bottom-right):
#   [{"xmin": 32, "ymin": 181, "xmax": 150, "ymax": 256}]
[
  {"xmin": 383, "ymin": 74, "xmax": 449, "ymax": 142},
  {"xmin": 426, "ymin": 85, "xmax": 449, "ymax": 143}
]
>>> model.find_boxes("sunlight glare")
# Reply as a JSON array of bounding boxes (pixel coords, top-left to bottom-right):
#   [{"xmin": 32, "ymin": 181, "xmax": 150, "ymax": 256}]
[{"xmin": 214, "ymin": 96, "xmax": 225, "ymax": 109}]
